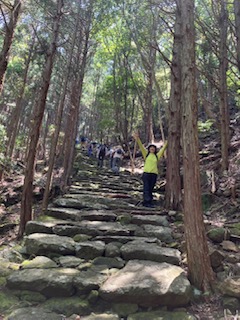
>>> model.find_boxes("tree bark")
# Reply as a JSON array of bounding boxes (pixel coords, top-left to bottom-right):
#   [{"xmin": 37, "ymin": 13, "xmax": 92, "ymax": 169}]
[
  {"xmin": 234, "ymin": 0, "xmax": 240, "ymax": 71},
  {"xmin": 42, "ymin": 5, "xmax": 80, "ymax": 210},
  {"xmin": 0, "ymin": 0, "xmax": 22, "ymax": 95},
  {"xmin": 18, "ymin": 0, "xmax": 64, "ymax": 238},
  {"xmin": 62, "ymin": 2, "xmax": 92, "ymax": 188},
  {"xmin": 180, "ymin": 0, "xmax": 215, "ymax": 291},
  {"xmin": 6, "ymin": 33, "xmax": 35, "ymax": 159},
  {"xmin": 165, "ymin": 0, "xmax": 182, "ymax": 210},
  {"xmin": 219, "ymin": 0, "xmax": 229, "ymax": 171}
]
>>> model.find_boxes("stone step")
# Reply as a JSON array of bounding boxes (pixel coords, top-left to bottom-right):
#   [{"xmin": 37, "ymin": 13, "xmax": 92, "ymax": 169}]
[
  {"xmin": 7, "ymin": 260, "xmax": 191, "ymax": 308},
  {"xmin": 25, "ymin": 218, "xmax": 174, "ymax": 245},
  {"xmin": 23, "ymin": 232, "xmax": 180, "ymax": 265},
  {"xmin": 4, "ymin": 172, "xmax": 193, "ymax": 319}
]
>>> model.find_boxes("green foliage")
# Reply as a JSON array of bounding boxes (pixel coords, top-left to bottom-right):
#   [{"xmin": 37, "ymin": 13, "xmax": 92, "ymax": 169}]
[
  {"xmin": 198, "ymin": 120, "xmax": 214, "ymax": 133},
  {"xmin": 7, "ymin": 56, "xmax": 25, "ymax": 75},
  {"xmin": 0, "ymin": 122, "xmax": 7, "ymax": 155}
]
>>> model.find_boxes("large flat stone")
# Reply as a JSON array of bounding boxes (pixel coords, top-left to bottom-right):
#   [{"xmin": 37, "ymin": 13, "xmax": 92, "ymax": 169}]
[
  {"xmin": 120, "ymin": 240, "xmax": 181, "ymax": 265},
  {"xmin": 99, "ymin": 260, "xmax": 191, "ymax": 307},
  {"xmin": 7, "ymin": 268, "xmax": 80, "ymax": 297},
  {"xmin": 75, "ymin": 240, "xmax": 105, "ymax": 259},
  {"xmin": 47, "ymin": 207, "xmax": 83, "ymax": 221},
  {"xmin": 24, "ymin": 233, "xmax": 76, "ymax": 256},
  {"xmin": 6, "ymin": 307, "xmax": 63, "ymax": 320},
  {"xmin": 131, "ymin": 214, "xmax": 169, "ymax": 227},
  {"xmin": 136, "ymin": 225, "xmax": 173, "ymax": 243}
]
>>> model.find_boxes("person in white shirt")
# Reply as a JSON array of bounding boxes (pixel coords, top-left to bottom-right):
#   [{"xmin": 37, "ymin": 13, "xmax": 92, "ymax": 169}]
[{"xmin": 111, "ymin": 147, "xmax": 124, "ymax": 174}]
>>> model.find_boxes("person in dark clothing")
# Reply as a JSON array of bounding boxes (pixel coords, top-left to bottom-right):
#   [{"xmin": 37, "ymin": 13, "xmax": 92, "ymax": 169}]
[{"xmin": 97, "ymin": 144, "xmax": 106, "ymax": 167}]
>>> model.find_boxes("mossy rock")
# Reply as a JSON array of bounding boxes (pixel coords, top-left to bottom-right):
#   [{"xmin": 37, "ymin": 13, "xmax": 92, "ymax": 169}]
[
  {"xmin": 222, "ymin": 296, "xmax": 240, "ymax": 313},
  {"xmin": 0, "ymin": 259, "xmax": 19, "ymax": 277},
  {"xmin": 73, "ymin": 234, "xmax": 92, "ymax": 242},
  {"xmin": 0, "ymin": 291, "xmax": 21, "ymax": 314},
  {"xmin": 128, "ymin": 310, "xmax": 196, "ymax": 320},
  {"xmin": 0, "ymin": 276, "xmax": 7, "ymax": 286},
  {"xmin": 230, "ymin": 223, "xmax": 240, "ymax": 229},
  {"xmin": 207, "ymin": 228, "xmax": 230, "ymax": 243},
  {"xmin": 117, "ymin": 214, "xmax": 132, "ymax": 225},
  {"xmin": 42, "ymin": 297, "xmax": 90, "ymax": 317},
  {"xmin": 229, "ymin": 228, "xmax": 240, "ymax": 236},
  {"xmin": 112, "ymin": 302, "xmax": 138, "ymax": 316},
  {"xmin": 87, "ymin": 290, "xmax": 99, "ymax": 304},
  {"xmin": 201, "ymin": 193, "xmax": 215, "ymax": 212},
  {"xmin": 13, "ymin": 290, "xmax": 47, "ymax": 303},
  {"xmin": 37, "ymin": 215, "xmax": 57, "ymax": 222}
]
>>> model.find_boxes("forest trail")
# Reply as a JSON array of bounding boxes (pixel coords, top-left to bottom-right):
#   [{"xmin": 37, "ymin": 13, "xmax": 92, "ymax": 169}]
[
  {"xmin": 1, "ymin": 152, "xmax": 236, "ymax": 320},
  {"xmin": 1, "ymin": 152, "xmax": 198, "ymax": 320}
]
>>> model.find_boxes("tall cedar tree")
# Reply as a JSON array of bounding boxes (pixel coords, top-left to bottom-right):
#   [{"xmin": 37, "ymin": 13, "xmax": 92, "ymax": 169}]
[
  {"xmin": 180, "ymin": 0, "xmax": 215, "ymax": 291},
  {"xmin": 165, "ymin": 2, "xmax": 182, "ymax": 210},
  {"xmin": 219, "ymin": 0, "xmax": 230, "ymax": 171},
  {"xmin": 18, "ymin": 0, "xmax": 64, "ymax": 237},
  {"xmin": 0, "ymin": 0, "xmax": 22, "ymax": 95},
  {"xmin": 234, "ymin": 0, "xmax": 240, "ymax": 71}
]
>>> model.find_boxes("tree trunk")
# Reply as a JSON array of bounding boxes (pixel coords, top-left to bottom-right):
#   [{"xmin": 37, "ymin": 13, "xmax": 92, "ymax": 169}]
[
  {"xmin": 234, "ymin": 0, "xmax": 240, "ymax": 71},
  {"xmin": 0, "ymin": 0, "xmax": 22, "ymax": 95},
  {"xmin": 181, "ymin": 0, "xmax": 215, "ymax": 291},
  {"xmin": 153, "ymin": 73, "xmax": 166, "ymax": 142},
  {"xmin": 144, "ymin": 71, "xmax": 154, "ymax": 143},
  {"xmin": 113, "ymin": 54, "xmax": 121, "ymax": 137},
  {"xmin": 62, "ymin": 3, "xmax": 92, "ymax": 188},
  {"xmin": 42, "ymin": 7, "xmax": 80, "ymax": 210},
  {"xmin": 165, "ymin": 1, "xmax": 182, "ymax": 210},
  {"xmin": 18, "ymin": 0, "xmax": 64, "ymax": 238},
  {"xmin": 6, "ymin": 33, "xmax": 35, "ymax": 159},
  {"xmin": 219, "ymin": 0, "xmax": 229, "ymax": 171}
]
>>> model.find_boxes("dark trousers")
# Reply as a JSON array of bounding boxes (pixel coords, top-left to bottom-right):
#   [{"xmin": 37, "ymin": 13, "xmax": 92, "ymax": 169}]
[
  {"xmin": 98, "ymin": 156, "xmax": 104, "ymax": 167},
  {"xmin": 142, "ymin": 172, "xmax": 157, "ymax": 205}
]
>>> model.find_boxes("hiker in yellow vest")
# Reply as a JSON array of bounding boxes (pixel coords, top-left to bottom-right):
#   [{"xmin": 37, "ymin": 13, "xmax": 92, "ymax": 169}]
[{"xmin": 133, "ymin": 132, "xmax": 168, "ymax": 207}]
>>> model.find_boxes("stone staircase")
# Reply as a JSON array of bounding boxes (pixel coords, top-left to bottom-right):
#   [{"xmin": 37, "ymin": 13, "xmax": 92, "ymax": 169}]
[{"xmin": 4, "ymin": 157, "xmax": 196, "ymax": 320}]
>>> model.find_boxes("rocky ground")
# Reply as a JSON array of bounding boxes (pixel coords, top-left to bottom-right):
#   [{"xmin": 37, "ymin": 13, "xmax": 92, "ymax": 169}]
[{"xmin": 0, "ymin": 122, "xmax": 240, "ymax": 319}]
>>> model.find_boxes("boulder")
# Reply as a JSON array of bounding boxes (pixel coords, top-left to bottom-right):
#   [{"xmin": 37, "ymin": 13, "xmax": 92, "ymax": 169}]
[
  {"xmin": 128, "ymin": 310, "xmax": 197, "ymax": 320},
  {"xmin": 5, "ymin": 307, "xmax": 63, "ymax": 320},
  {"xmin": 74, "ymin": 268, "xmax": 108, "ymax": 294},
  {"xmin": 24, "ymin": 233, "xmax": 76, "ymax": 256},
  {"xmin": 207, "ymin": 228, "xmax": 230, "ymax": 243},
  {"xmin": 75, "ymin": 241, "xmax": 105, "ymax": 259},
  {"xmin": 20, "ymin": 256, "xmax": 58, "ymax": 269},
  {"xmin": 99, "ymin": 260, "xmax": 191, "ymax": 307},
  {"xmin": 120, "ymin": 240, "xmax": 181, "ymax": 265},
  {"xmin": 135, "ymin": 225, "xmax": 173, "ymax": 243},
  {"xmin": 7, "ymin": 268, "xmax": 80, "ymax": 297},
  {"xmin": 220, "ymin": 277, "xmax": 240, "ymax": 298},
  {"xmin": 131, "ymin": 214, "xmax": 169, "ymax": 227},
  {"xmin": 81, "ymin": 313, "xmax": 120, "ymax": 320}
]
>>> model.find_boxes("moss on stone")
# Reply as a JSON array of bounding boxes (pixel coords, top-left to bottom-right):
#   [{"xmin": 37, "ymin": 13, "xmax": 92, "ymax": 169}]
[
  {"xmin": 128, "ymin": 310, "xmax": 196, "ymax": 320},
  {"xmin": 0, "ymin": 291, "xmax": 20, "ymax": 314},
  {"xmin": 87, "ymin": 290, "xmax": 99, "ymax": 304},
  {"xmin": 37, "ymin": 215, "xmax": 57, "ymax": 222},
  {"xmin": 42, "ymin": 297, "xmax": 90, "ymax": 317},
  {"xmin": 13, "ymin": 290, "xmax": 47, "ymax": 303},
  {"xmin": 112, "ymin": 302, "xmax": 138, "ymax": 316},
  {"xmin": 73, "ymin": 234, "xmax": 92, "ymax": 242},
  {"xmin": 0, "ymin": 276, "xmax": 7, "ymax": 286},
  {"xmin": 117, "ymin": 214, "xmax": 132, "ymax": 225}
]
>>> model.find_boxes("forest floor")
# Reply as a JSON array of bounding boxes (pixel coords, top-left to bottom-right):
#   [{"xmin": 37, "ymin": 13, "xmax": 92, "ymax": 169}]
[{"xmin": 0, "ymin": 117, "xmax": 240, "ymax": 319}]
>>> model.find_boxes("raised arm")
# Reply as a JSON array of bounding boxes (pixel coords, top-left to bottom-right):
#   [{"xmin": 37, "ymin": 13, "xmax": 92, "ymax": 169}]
[
  {"xmin": 133, "ymin": 132, "xmax": 147, "ymax": 159},
  {"xmin": 157, "ymin": 141, "xmax": 168, "ymax": 159}
]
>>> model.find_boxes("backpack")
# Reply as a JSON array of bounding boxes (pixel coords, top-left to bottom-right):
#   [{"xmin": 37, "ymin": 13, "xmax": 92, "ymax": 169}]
[{"xmin": 99, "ymin": 145, "xmax": 106, "ymax": 158}]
